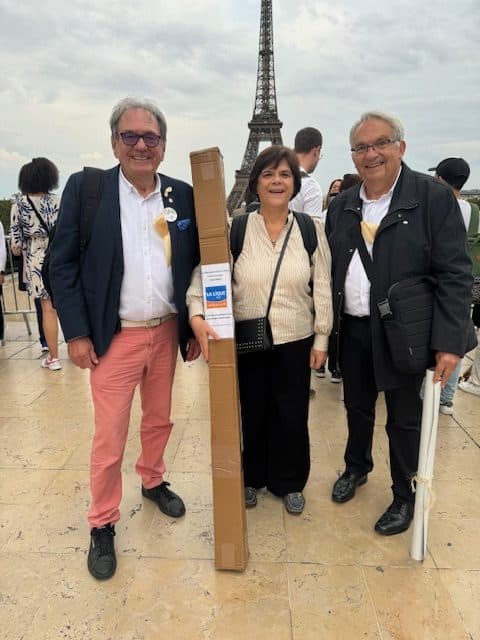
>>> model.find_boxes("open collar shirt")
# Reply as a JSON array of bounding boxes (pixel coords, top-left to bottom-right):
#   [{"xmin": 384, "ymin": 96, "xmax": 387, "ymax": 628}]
[
  {"xmin": 343, "ymin": 168, "xmax": 402, "ymax": 317},
  {"xmin": 118, "ymin": 169, "xmax": 177, "ymax": 321}
]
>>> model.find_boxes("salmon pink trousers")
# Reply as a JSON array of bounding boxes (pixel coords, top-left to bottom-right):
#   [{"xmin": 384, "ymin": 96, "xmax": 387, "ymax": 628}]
[{"xmin": 88, "ymin": 319, "xmax": 178, "ymax": 528}]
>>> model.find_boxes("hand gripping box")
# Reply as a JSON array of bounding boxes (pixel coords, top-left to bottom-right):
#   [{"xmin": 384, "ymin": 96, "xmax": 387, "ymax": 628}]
[{"xmin": 190, "ymin": 147, "xmax": 248, "ymax": 571}]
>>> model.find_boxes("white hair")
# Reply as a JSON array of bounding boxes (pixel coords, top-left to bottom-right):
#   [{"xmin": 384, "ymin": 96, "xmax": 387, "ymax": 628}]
[
  {"xmin": 349, "ymin": 111, "xmax": 404, "ymax": 146},
  {"xmin": 109, "ymin": 97, "xmax": 167, "ymax": 140}
]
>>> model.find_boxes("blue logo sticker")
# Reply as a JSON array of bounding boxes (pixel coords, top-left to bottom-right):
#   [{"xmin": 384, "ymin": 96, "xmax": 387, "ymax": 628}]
[{"xmin": 205, "ymin": 285, "xmax": 227, "ymax": 308}]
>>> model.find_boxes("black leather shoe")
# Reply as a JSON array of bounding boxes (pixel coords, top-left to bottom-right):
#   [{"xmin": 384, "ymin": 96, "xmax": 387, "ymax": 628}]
[
  {"xmin": 331, "ymin": 471, "xmax": 367, "ymax": 503},
  {"xmin": 142, "ymin": 481, "xmax": 186, "ymax": 517},
  {"xmin": 374, "ymin": 499, "xmax": 414, "ymax": 536},
  {"xmin": 88, "ymin": 523, "xmax": 116, "ymax": 580}
]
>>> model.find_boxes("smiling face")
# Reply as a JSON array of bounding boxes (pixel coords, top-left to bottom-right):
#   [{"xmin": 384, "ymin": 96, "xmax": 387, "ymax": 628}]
[
  {"xmin": 111, "ymin": 107, "xmax": 165, "ymax": 189},
  {"xmin": 256, "ymin": 159, "xmax": 295, "ymax": 211},
  {"xmin": 351, "ymin": 117, "xmax": 406, "ymax": 198}
]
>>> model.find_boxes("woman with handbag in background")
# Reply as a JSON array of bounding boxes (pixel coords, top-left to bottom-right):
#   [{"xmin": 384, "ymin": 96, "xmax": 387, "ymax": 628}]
[
  {"xmin": 10, "ymin": 157, "xmax": 61, "ymax": 370},
  {"xmin": 188, "ymin": 145, "xmax": 333, "ymax": 514}
]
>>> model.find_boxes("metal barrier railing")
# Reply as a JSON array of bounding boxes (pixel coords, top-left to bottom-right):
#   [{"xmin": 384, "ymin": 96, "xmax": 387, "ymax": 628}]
[{"xmin": 0, "ymin": 235, "xmax": 34, "ymax": 344}]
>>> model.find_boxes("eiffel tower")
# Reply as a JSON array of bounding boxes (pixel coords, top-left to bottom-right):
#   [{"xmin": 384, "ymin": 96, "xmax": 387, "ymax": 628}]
[{"xmin": 226, "ymin": 0, "xmax": 283, "ymax": 214}]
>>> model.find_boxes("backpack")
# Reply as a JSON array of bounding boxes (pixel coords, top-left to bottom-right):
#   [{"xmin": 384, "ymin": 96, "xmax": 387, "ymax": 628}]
[
  {"xmin": 42, "ymin": 167, "xmax": 104, "ymax": 301},
  {"xmin": 468, "ymin": 202, "xmax": 480, "ymax": 304},
  {"xmin": 230, "ymin": 211, "xmax": 318, "ymax": 269}
]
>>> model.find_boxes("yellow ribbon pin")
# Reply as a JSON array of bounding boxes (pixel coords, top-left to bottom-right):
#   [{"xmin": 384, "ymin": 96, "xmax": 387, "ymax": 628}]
[{"xmin": 153, "ymin": 214, "xmax": 171, "ymax": 266}]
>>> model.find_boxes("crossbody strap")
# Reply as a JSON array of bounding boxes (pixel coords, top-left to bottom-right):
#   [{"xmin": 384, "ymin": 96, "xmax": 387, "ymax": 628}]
[
  {"xmin": 354, "ymin": 234, "xmax": 394, "ymax": 317},
  {"xmin": 265, "ymin": 218, "xmax": 294, "ymax": 317},
  {"xmin": 26, "ymin": 195, "xmax": 50, "ymax": 235},
  {"xmin": 355, "ymin": 233, "xmax": 376, "ymax": 285}
]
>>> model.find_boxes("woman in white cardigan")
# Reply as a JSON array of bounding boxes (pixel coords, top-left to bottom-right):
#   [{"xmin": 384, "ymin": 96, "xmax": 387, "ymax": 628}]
[{"xmin": 187, "ymin": 146, "xmax": 333, "ymax": 515}]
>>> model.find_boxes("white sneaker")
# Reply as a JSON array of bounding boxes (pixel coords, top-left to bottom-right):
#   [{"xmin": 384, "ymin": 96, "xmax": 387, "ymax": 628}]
[
  {"xmin": 41, "ymin": 357, "xmax": 62, "ymax": 371},
  {"xmin": 458, "ymin": 380, "xmax": 480, "ymax": 397},
  {"xmin": 439, "ymin": 402, "xmax": 454, "ymax": 415}
]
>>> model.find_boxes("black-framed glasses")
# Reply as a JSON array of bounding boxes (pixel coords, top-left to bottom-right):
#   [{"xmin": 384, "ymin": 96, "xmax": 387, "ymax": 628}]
[
  {"xmin": 116, "ymin": 131, "xmax": 162, "ymax": 147},
  {"xmin": 351, "ymin": 138, "xmax": 398, "ymax": 155}
]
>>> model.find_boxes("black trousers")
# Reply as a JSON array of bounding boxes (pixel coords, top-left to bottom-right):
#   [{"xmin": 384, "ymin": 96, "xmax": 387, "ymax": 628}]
[
  {"xmin": 34, "ymin": 297, "xmax": 46, "ymax": 346},
  {"xmin": 340, "ymin": 315, "xmax": 423, "ymax": 503},
  {"xmin": 237, "ymin": 335, "xmax": 313, "ymax": 496}
]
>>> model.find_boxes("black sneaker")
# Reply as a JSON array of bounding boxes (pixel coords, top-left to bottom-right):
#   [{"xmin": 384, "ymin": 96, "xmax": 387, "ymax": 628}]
[
  {"xmin": 88, "ymin": 523, "xmax": 116, "ymax": 580},
  {"xmin": 331, "ymin": 370, "xmax": 342, "ymax": 383},
  {"xmin": 314, "ymin": 365, "xmax": 326, "ymax": 379},
  {"xmin": 142, "ymin": 481, "xmax": 186, "ymax": 517}
]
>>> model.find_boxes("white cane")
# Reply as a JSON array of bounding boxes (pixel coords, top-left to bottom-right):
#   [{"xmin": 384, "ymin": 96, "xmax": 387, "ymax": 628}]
[{"xmin": 410, "ymin": 368, "xmax": 441, "ymax": 561}]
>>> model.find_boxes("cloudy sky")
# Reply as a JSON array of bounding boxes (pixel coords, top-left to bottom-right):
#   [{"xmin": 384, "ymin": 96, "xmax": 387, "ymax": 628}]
[{"xmin": 1, "ymin": 0, "xmax": 479, "ymax": 199}]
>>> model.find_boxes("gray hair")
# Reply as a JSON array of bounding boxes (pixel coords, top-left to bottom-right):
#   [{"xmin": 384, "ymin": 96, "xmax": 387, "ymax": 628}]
[
  {"xmin": 349, "ymin": 111, "xmax": 404, "ymax": 146},
  {"xmin": 109, "ymin": 97, "xmax": 167, "ymax": 140}
]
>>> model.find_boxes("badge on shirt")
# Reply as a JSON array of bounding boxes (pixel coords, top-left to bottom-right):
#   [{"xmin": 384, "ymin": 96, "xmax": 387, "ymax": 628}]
[{"xmin": 163, "ymin": 207, "xmax": 178, "ymax": 223}]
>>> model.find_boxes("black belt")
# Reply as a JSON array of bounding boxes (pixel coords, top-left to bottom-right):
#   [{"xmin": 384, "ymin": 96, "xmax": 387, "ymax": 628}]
[{"xmin": 342, "ymin": 313, "xmax": 370, "ymax": 321}]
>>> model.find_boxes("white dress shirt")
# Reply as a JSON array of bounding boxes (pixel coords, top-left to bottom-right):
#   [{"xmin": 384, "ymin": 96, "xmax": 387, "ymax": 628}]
[
  {"xmin": 343, "ymin": 169, "xmax": 401, "ymax": 317},
  {"xmin": 290, "ymin": 166, "xmax": 324, "ymax": 220},
  {"xmin": 0, "ymin": 221, "xmax": 6, "ymax": 272},
  {"xmin": 118, "ymin": 170, "xmax": 177, "ymax": 321},
  {"xmin": 458, "ymin": 198, "xmax": 473, "ymax": 232}
]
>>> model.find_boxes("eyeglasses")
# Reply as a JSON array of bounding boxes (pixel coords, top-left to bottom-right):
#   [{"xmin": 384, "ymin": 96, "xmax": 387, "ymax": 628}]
[
  {"xmin": 351, "ymin": 138, "xmax": 398, "ymax": 155},
  {"xmin": 116, "ymin": 131, "xmax": 162, "ymax": 147}
]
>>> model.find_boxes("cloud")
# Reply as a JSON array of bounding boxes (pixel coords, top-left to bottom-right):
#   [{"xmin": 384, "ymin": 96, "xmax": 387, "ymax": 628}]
[
  {"xmin": 0, "ymin": 0, "xmax": 479, "ymax": 195},
  {"xmin": 0, "ymin": 148, "xmax": 28, "ymax": 169},
  {"xmin": 79, "ymin": 151, "xmax": 104, "ymax": 162}
]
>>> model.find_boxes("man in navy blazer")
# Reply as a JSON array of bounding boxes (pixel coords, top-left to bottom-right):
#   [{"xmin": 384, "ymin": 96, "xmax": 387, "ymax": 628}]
[{"xmin": 50, "ymin": 97, "xmax": 201, "ymax": 580}]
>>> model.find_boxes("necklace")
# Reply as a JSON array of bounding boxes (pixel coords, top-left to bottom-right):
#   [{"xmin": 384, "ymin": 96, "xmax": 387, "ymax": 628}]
[{"xmin": 264, "ymin": 214, "xmax": 288, "ymax": 248}]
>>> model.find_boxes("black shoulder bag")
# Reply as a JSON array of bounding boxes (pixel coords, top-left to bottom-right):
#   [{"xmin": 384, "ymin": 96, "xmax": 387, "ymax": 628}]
[
  {"xmin": 355, "ymin": 236, "xmax": 436, "ymax": 375},
  {"xmin": 235, "ymin": 218, "xmax": 294, "ymax": 355}
]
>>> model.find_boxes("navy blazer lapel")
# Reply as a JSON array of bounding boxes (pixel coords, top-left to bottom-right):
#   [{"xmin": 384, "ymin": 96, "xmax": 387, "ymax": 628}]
[{"xmin": 94, "ymin": 165, "xmax": 122, "ymax": 257}]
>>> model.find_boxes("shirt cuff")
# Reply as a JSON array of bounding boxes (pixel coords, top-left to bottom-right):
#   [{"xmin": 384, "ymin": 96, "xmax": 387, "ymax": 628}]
[
  {"xmin": 313, "ymin": 334, "xmax": 329, "ymax": 351},
  {"xmin": 188, "ymin": 299, "xmax": 205, "ymax": 319}
]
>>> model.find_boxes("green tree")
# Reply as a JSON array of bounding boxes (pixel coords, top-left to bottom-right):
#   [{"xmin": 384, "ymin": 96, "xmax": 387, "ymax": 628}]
[{"xmin": 0, "ymin": 198, "xmax": 12, "ymax": 232}]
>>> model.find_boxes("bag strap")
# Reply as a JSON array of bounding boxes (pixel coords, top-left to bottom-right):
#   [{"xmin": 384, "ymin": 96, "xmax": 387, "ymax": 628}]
[
  {"xmin": 230, "ymin": 213, "xmax": 249, "ymax": 266},
  {"xmin": 292, "ymin": 211, "xmax": 317, "ymax": 264},
  {"xmin": 354, "ymin": 234, "xmax": 394, "ymax": 317},
  {"xmin": 26, "ymin": 195, "xmax": 50, "ymax": 235},
  {"xmin": 355, "ymin": 233, "xmax": 376, "ymax": 284},
  {"xmin": 80, "ymin": 167, "xmax": 104, "ymax": 253},
  {"xmin": 468, "ymin": 203, "xmax": 480, "ymax": 238},
  {"xmin": 231, "ymin": 211, "xmax": 317, "ymax": 265},
  {"xmin": 265, "ymin": 219, "xmax": 294, "ymax": 317}
]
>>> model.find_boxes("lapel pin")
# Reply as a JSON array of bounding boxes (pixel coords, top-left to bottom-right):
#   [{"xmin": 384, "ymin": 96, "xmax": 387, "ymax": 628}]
[{"xmin": 164, "ymin": 207, "xmax": 178, "ymax": 222}]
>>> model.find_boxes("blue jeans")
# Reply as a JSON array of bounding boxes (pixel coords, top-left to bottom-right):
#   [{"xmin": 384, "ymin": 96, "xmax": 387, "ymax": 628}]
[
  {"xmin": 419, "ymin": 360, "xmax": 462, "ymax": 404},
  {"xmin": 440, "ymin": 360, "xmax": 462, "ymax": 404}
]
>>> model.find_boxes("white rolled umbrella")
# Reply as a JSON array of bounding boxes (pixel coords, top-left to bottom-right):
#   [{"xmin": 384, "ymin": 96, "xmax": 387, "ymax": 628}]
[{"xmin": 410, "ymin": 368, "xmax": 441, "ymax": 561}]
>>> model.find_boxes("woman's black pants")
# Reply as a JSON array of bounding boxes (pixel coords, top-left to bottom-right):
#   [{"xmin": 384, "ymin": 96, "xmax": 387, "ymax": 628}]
[{"xmin": 237, "ymin": 335, "xmax": 313, "ymax": 496}]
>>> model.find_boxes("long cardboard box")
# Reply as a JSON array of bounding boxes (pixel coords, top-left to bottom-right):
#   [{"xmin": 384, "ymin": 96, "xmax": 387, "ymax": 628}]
[{"xmin": 190, "ymin": 147, "xmax": 248, "ymax": 571}]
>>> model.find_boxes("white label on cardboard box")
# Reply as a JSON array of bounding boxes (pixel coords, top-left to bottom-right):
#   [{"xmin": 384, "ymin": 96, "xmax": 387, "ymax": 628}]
[{"xmin": 201, "ymin": 263, "xmax": 234, "ymax": 339}]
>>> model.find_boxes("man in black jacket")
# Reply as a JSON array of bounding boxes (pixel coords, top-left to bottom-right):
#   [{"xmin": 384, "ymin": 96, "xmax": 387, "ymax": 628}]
[
  {"xmin": 50, "ymin": 97, "xmax": 201, "ymax": 579},
  {"xmin": 325, "ymin": 111, "xmax": 473, "ymax": 536}
]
